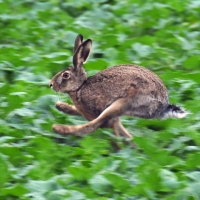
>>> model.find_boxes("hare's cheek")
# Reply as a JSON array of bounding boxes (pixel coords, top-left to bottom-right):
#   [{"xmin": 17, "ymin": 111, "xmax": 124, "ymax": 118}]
[{"xmin": 57, "ymin": 76, "xmax": 63, "ymax": 84}]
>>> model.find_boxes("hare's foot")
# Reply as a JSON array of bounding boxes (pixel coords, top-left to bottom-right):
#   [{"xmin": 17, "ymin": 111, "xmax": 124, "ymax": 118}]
[
  {"xmin": 53, "ymin": 123, "xmax": 94, "ymax": 135},
  {"xmin": 113, "ymin": 118, "xmax": 132, "ymax": 138},
  {"xmin": 53, "ymin": 98, "xmax": 127, "ymax": 135},
  {"xmin": 53, "ymin": 124, "xmax": 74, "ymax": 135},
  {"xmin": 55, "ymin": 101, "xmax": 81, "ymax": 116},
  {"xmin": 112, "ymin": 118, "xmax": 137, "ymax": 148}
]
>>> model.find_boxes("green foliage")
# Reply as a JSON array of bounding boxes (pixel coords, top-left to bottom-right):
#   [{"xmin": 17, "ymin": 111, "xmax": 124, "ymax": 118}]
[{"xmin": 0, "ymin": 0, "xmax": 200, "ymax": 199}]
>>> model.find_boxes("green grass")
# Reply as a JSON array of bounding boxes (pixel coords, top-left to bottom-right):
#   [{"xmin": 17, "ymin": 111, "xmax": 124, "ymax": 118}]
[{"xmin": 0, "ymin": 0, "xmax": 200, "ymax": 199}]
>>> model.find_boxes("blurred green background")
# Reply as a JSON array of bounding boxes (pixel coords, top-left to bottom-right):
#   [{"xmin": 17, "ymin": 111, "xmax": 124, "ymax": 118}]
[{"xmin": 0, "ymin": 0, "xmax": 200, "ymax": 199}]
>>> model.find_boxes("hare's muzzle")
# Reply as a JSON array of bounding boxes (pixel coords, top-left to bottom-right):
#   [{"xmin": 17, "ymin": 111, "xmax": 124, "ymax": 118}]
[
  {"xmin": 49, "ymin": 79, "xmax": 54, "ymax": 88},
  {"xmin": 49, "ymin": 80, "xmax": 60, "ymax": 92},
  {"xmin": 49, "ymin": 80, "xmax": 55, "ymax": 90}
]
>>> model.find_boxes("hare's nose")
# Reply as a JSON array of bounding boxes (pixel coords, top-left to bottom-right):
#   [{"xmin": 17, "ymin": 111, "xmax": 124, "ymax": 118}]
[{"xmin": 49, "ymin": 81, "xmax": 53, "ymax": 88}]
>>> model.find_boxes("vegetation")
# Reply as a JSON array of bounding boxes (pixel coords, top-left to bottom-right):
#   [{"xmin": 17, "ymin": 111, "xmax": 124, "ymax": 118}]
[{"xmin": 0, "ymin": 0, "xmax": 200, "ymax": 199}]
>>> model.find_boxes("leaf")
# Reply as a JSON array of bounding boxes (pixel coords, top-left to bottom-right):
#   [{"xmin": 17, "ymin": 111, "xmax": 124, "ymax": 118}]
[
  {"xmin": 186, "ymin": 171, "xmax": 200, "ymax": 182},
  {"xmin": 2, "ymin": 184, "xmax": 28, "ymax": 197},
  {"xmin": 159, "ymin": 169, "xmax": 179, "ymax": 191},
  {"xmin": 42, "ymin": 52, "xmax": 69, "ymax": 59},
  {"xmin": 184, "ymin": 183, "xmax": 200, "ymax": 199},
  {"xmin": 185, "ymin": 152, "xmax": 200, "ymax": 170},
  {"xmin": 8, "ymin": 107, "xmax": 35, "ymax": 117},
  {"xmin": 89, "ymin": 174, "xmax": 111, "ymax": 194},
  {"xmin": 10, "ymin": 92, "xmax": 27, "ymax": 96},
  {"xmin": 104, "ymin": 172, "xmax": 131, "ymax": 192},
  {"xmin": 183, "ymin": 55, "xmax": 200, "ymax": 69},
  {"xmin": 66, "ymin": 190, "xmax": 86, "ymax": 200},
  {"xmin": 0, "ymin": 155, "xmax": 9, "ymax": 188},
  {"xmin": 0, "ymin": 136, "xmax": 15, "ymax": 144},
  {"xmin": 47, "ymin": 189, "xmax": 68, "ymax": 200},
  {"xmin": 68, "ymin": 164, "xmax": 95, "ymax": 181},
  {"xmin": 80, "ymin": 136, "xmax": 109, "ymax": 155},
  {"xmin": 25, "ymin": 180, "xmax": 58, "ymax": 196},
  {"xmin": 132, "ymin": 43, "xmax": 153, "ymax": 57},
  {"xmin": 175, "ymin": 35, "xmax": 196, "ymax": 50}
]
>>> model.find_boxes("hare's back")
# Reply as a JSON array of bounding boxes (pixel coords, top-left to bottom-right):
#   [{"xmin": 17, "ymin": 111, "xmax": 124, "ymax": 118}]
[{"xmin": 78, "ymin": 65, "xmax": 169, "ymax": 118}]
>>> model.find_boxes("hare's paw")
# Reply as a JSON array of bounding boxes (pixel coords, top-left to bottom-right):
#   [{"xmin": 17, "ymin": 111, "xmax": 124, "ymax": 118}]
[
  {"xmin": 55, "ymin": 101, "xmax": 68, "ymax": 111},
  {"xmin": 53, "ymin": 124, "xmax": 71, "ymax": 135},
  {"xmin": 55, "ymin": 101, "xmax": 80, "ymax": 116}
]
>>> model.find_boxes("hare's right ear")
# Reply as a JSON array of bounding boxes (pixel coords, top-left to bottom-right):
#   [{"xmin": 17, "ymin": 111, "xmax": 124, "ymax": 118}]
[
  {"xmin": 73, "ymin": 39, "xmax": 92, "ymax": 69},
  {"xmin": 74, "ymin": 34, "xmax": 83, "ymax": 53}
]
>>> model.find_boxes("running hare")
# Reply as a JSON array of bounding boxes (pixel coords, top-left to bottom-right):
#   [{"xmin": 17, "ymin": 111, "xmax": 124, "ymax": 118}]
[{"xmin": 50, "ymin": 34, "xmax": 187, "ymax": 139}]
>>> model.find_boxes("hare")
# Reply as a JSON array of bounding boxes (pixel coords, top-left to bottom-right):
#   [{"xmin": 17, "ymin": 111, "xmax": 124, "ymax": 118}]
[{"xmin": 49, "ymin": 34, "xmax": 187, "ymax": 139}]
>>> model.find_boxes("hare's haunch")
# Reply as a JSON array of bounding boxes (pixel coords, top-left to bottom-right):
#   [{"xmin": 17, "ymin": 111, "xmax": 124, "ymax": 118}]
[{"xmin": 50, "ymin": 34, "xmax": 187, "ymax": 139}]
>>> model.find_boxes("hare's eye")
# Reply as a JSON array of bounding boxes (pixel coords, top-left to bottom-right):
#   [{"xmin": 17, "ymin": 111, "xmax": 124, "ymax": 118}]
[{"xmin": 62, "ymin": 72, "xmax": 70, "ymax": 79}]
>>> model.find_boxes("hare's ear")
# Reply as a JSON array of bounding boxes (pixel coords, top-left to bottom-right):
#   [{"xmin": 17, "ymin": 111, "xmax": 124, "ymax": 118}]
[
  {"xmin": 74, "ymin": 34, "xmax": 83, "ymax": 53},
  {"xmin": 73, "ymin": 39, "xmax": 92, "ymax": 69}
]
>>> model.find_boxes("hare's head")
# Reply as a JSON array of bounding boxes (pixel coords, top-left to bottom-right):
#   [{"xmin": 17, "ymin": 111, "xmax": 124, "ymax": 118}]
[{"xmin": 50, "ymin": 34, "xmax": 92, "ymax": 93}]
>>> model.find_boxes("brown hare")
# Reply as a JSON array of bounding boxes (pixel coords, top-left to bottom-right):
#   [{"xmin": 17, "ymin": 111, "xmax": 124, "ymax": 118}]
[{"xmin": 49, "ymin": 34, "xmax": 187, "ymax": 139}]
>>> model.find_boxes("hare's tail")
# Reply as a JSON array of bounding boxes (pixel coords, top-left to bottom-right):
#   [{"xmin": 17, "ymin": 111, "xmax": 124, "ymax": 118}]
[{"xmin": 162, "ymin": 104, "xmax": 188, "ymax": 119}]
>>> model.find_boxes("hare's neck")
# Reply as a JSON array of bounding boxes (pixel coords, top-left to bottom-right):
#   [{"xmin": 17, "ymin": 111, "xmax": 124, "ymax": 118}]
[
  {"xmin": 68, "ymin": 79, "xmax": 86, "ymax": 101},
  {"xmin": 68, "ymin": 91, "xmax": 78, "ymax": 102},
  {"xmin": 68, "ymin": 90, "xmax": 82, "ymax": 109},
  {"xmin": 68, "ymin": 90, "xmax": 85, "ymax": 116}
]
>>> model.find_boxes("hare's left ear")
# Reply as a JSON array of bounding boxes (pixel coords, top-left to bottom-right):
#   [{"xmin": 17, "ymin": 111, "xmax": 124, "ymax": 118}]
[
  {"xmin": 73, "ymin": 39, "xmax": 92, "ymax": 70},
  {"xmin": 74, "ymin": 34, "xmax": 83, "ymax": 53}
]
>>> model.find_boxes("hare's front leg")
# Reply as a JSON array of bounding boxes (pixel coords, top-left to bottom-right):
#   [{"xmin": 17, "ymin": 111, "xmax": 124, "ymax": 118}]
[
  {"xmin": 53, "ymin": 98, "xmax": 127, "ymax": 135},
  {"xmin": 55, "ymin": 101, "xmax": 81, "ymax": 116}
]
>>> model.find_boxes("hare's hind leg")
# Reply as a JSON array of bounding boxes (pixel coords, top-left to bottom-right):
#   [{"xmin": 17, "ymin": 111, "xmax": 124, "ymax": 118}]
[
  {"xmin": 112, "ymin": 118, "xmax": 137, "ymax": 148},
  {"xmin": 113, "ymin": 118, "xmax": 132, "ymax": 138},
  {"xmin": 55, "ymin": 101, "xmax": 81, "ymax": 116},
  {"xmin": 53, "ymin": 98, "xmax": 127, "ymax": 135}
]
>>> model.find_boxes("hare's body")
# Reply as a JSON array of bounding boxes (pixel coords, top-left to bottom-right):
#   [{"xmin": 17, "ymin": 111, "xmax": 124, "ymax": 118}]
[
  {"xmin": 69, "ymin": 65, "xmax": 169, "ymax": 121},
  {"xmin": 50, "ymin": 34, "xmax": 187, "ymax": 139}
]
